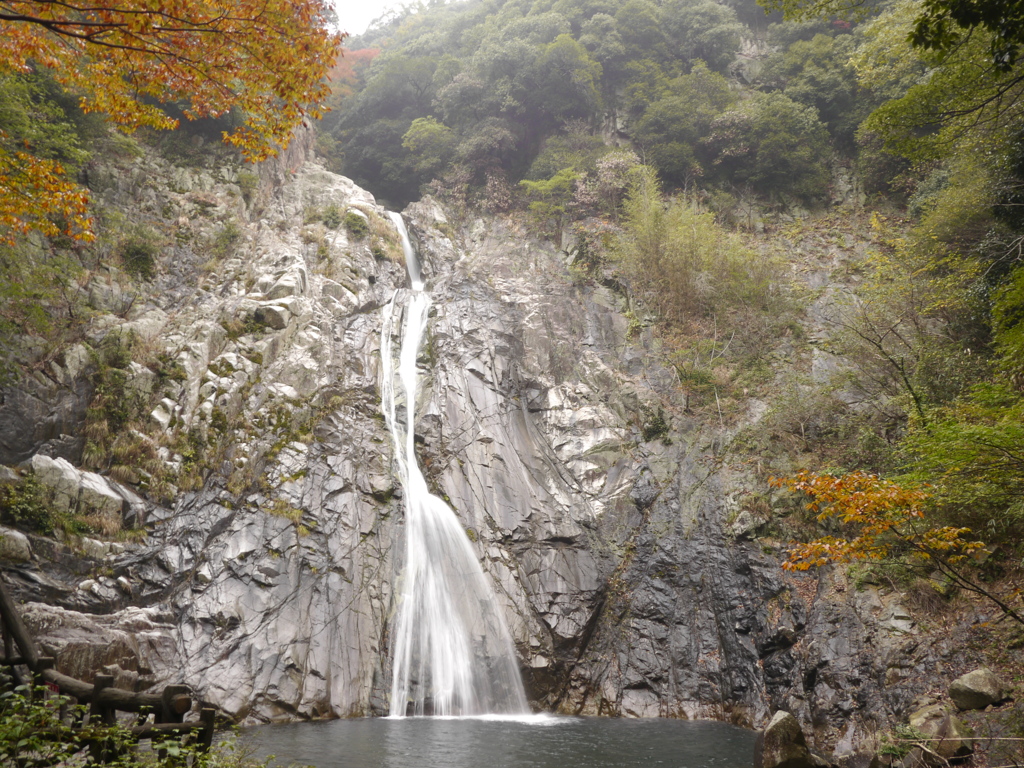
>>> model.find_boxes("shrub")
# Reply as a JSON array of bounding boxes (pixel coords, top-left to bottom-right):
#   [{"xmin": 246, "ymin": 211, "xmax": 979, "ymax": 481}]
[
  {"xmin": 117, "ymin": 227, "xmax": 161, "ymax": 280},
  {"xmin": 613, "ymin": 166, "xmax": 782, "ymax": 323},
  {"xmin": 211, "ymin": 219, "xmax": 242, "ymax": 258},
  {"xmin": 237, "ymin": 170, "xmax": 259, "ymax": 205},
  {"xmin": 344, "ymin": 211, "xmax": 369, "ymax": 238},
  {"xmin": 322, "ymin": 203, "xmax": 343, "ymax": 229},
  {"xmin": 0, "ymin": 684, "xmax": 272, "ymax": 767},
  {"xmin": 0, "ymin": 476, "xmax": 52, "ymax": 533}
]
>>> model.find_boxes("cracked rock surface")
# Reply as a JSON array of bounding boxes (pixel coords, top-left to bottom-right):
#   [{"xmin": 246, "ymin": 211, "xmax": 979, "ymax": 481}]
[{"xmin": 0, "ymin": 147, "xmax": 976, "ymax": 759}]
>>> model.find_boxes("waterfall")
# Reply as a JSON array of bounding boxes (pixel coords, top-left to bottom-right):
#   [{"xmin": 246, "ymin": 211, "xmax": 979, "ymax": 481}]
[{"xmin": 381, "ymin": 212, "xmax": 528, "ymax": 718}]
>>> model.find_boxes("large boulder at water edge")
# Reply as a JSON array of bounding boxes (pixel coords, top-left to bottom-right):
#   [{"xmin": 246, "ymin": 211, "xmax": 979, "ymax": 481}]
[
  {"xmin": 756, "ymin": 711, "xmax": 815, "ymax": 768},
  {"xmin": 949, "ymin": 668, "xmax": 1007, "ymax": 711}
]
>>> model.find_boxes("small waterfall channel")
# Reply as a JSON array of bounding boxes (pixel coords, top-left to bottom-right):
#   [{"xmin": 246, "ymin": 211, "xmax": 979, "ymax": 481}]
[{"xmin": 380, "ymin": 212, "xmax": 529, "ymax": 718}]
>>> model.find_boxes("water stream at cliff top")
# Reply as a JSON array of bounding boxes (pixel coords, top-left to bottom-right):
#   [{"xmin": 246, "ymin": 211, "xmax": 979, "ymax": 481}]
[{"xmin": 381, "ymin": 212, "xmax": 528, "ymax": 717}]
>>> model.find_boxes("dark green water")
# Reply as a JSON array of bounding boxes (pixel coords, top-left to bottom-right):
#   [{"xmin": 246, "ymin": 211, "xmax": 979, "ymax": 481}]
[{"xmin": 243, "ymin": 715, "xmax": 757, "ymax": 768}]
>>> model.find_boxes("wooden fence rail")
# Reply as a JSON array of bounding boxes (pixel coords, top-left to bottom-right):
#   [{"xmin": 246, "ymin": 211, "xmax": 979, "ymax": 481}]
[{"xmin": 0, "ymin": 578, "xmax": 214, "ymax": 762}]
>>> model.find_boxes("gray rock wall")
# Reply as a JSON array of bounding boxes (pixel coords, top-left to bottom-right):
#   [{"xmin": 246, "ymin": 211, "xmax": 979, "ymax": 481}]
[{"xmin": 1, "ymin": 153, "xmax": 961, "ymax": 760}]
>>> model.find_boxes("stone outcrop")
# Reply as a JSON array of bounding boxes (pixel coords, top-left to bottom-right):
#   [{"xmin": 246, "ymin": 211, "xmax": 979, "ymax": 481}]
[
  {"xmin": 0, "ymin": 526, "xmax": 31, "ymax": 563},
  {"xmin": 949, "ymin": 668, "xmax": 1006, "ymax": 711},
  {"xmin": 756, "ymin": 711, "xmax": 815, "ymax": 768}
]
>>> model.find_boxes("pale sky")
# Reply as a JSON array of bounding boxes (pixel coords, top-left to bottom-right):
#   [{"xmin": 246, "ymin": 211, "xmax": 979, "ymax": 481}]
[{"xmin": 337, "ymin": 0, "xmax": 409, "ymax": 37}]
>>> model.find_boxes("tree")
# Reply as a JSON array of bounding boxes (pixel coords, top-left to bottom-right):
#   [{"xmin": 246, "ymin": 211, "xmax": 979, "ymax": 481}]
[
  {"xmin": 909, "ymin": 0, "xmax": 1024, "ymax": 72},
  {"xmin": 578, "ymin": 13, "xmax": 628, "ymax": 90},
  {"xmin": 759, "ymin": 0, "xmax": 1024, "ymax": 108},
  {"xmin": 520, "ymin": 167, "xmax": 579, "ymax": 242},
  {"xmin": 0, "ymin": 0, "xmax": 341, "ymax": 240},
  {"xmin": 632, "ymin": 62, "xmax": 735, "ymax": 188},
  {"xmin": 402, "ymin": 116, "xmax": 457, "ymax": 178},
  {"xmin": 702, "ymin": 91, "xmax": 831, "ymax": 200},
  {"xmin": 904, "ymin": 384, "xmax": 1024, "ymax": 527},
  {"xmin": 614, "ymin": 0, "xmax": 668, "ymax": 62},
  {"xmin": 760, "ymin": 0, "xmax": 1024, "ymax": 70},
  {"xmin": 613, "ymin": 165, "xmax": 778, "ymax": 322},
  {"xmin": 758, "ymin": 33, "xmax": 867, "ymax": 147},
  {"xmin": 662, "ymin": 0, "xmax": 744, "ymax": 72},
  {"xmin": 772, "ymin": 470, "xmax": 1024, "ymax": 627},
  {"xmin": 528, "ymin": 34, "xmax": 603, "ymax": 126}
]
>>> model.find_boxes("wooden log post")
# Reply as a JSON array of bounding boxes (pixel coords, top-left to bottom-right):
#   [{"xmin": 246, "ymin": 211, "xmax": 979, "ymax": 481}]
[
  {"xmin": 90, "ymin": 674, "xmax": 117, "ymax": 726},
  {"xmin": 0, "ymin": 579, "xmax": 40, "ymax": 668},
  {"xmin": 0, "ymin": 579, "xmax": 210, "ymax": 761},
  {"xmin": 197, "ymin": 706, "xmax": 217, "ymax": 753},
  {"xmin": 89, "ymin": 675, "xmax": 117, "ymax": 765},
  {"xmin": 33, "ymin": 656, "xmax": 54, "ymax": 694},
  {"xmin": 160, "ymin": 684, "xmax": 191, "ymax": 724}
]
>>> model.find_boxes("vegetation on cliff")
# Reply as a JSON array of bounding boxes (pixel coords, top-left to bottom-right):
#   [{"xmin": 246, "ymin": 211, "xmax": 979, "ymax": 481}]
[{"xmin": 326, "ymin": 0, "xmax": 1024, "ymax": 627}]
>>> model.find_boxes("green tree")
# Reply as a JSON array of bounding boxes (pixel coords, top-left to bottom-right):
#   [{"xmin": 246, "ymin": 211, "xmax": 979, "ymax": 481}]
[
  {"xmin": 529, "ymin": 34, "xmax": 604, "ymax": 126},
  {"xmin": 526, "ymin": 122, "xmax": 607, "ymax": 180},
  {"xmin": 402, "ymin": 117, "xmax": 458, "ymax": 179},
  {"xmin": 613, "ymin": 165, "xmax": 778, "ymax": 322},
  {"xmin": 761, "ymin": 0, "xmax": 1024, "ymax": 118},
  {"xmin": 520, "ymin": 167, "xmax": 579, "ymax": 242},
  {"xmin": 761, "ymin": 0, "xmax": 1024, "ymax": 69},
  {"xmin": 702, "ymin": 91, "xmax": 831, "ymax": 199},
  {"xmin": 614, "ymin": 0, "xmax": 669, "ymax": 62},
  {"xmin": 903, "ymin": 383, "xmax": 1024, "ymax": 529},
  {"xmin": 632, "ymin": 62, "xmax": 735, "ymax": 188},
  {"xmin": 578, "ymin": 13, "xmax": 628, "ymax": 90},
  {"xmin": 759, "ymin": 33, "xmax": 867, "ymax": 147},
  {"xmin": 662, "ymin": 0, "xmax": 744, "ymax": 72}
]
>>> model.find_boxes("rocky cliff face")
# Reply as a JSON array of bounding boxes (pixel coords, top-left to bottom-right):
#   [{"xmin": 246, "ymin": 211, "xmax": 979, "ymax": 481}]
[{"xmin": 0, "ymin": 144, "xmax": 972, "ymax": 760}]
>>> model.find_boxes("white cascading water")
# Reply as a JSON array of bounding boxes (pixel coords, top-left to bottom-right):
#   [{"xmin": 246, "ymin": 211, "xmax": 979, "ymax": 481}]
[{"xmin": 381, "ymin": 212, "xmax": 529, "ymax": 718}]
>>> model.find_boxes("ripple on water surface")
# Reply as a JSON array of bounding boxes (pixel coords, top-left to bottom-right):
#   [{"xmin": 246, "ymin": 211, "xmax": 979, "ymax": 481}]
[{"xmin": 243, "ymin": 715, "xmax": 757, "ymax": 768}]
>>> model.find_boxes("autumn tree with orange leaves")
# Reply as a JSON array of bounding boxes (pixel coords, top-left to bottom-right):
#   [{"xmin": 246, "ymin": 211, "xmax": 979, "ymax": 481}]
[
  {"xmin": 772, "ymin": 471, "xmax": 1024, "ymax": 627},
  {"xmin": 0, "ymin": 0, "xmax": 343, "ymax": 242}
]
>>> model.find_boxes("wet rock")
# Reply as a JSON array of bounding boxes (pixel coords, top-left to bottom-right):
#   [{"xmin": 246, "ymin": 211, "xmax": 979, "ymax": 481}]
[
  {"xmin": 150, "ymin": 398, "xmax": 178, "ymax": 430},
  {"xmin": 265, "ymin": 268, "xmax": 307, "ymax": 300},
  {"xmin": 949, "ymin": 668, "xmax": 1006, "ymax": 711},
  {"xmin": 78, "ymin": 472, "xmax": 124, "ymax": 519},
  {"xmin": 0, "ymin": 151, "xmax": 970, "ymax": 746},
  {"xmin": 27, "ymin": 454, "xmax": 81, "ymax": 512},
  {"xmin": 757, "ymin": 711, "xmax": 815, "ymax": 768},
  {"xmin": 22, "ymin": 602, "xmax": 177, "ymax": 683}
]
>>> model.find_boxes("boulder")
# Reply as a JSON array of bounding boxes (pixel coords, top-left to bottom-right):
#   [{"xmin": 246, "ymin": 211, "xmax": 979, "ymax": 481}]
[
  {"xmin": 265, "ymin": 269, "xmax": 307, "ymax": 300},
  {"xmin": 150, "ymin": 398, "xmax": 178, "ymax": 430},
  {"xmin": 254, "ymin": 303, "xmax": 290, "ymax": 330},
  {"xmin": 78, "ymin": 472, "xmax": 123, "ymax": 518},
  {"xmin": 28, "ymin": 454, "xmax": 81, "ymax": 513},
  {"xmin": 949, "ymin": 667, "xmax": 1006, "ymax": 711},
  {"xmin": 757, "ymin": 711, "xmax": 816, "ymax": 768},
  {"xmin": 0, "ymin": 526, "xmax": 32, "ymax": 562},
  {"xmin": 907, "ymin": 703, "xmax": 973, "ymax": 761}
]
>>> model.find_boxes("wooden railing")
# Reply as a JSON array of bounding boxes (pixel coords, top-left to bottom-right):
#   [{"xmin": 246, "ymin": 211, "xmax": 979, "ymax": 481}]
[{"xmin": 0, "ymin": 578, "xmax": 215, "ymax": 762}]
